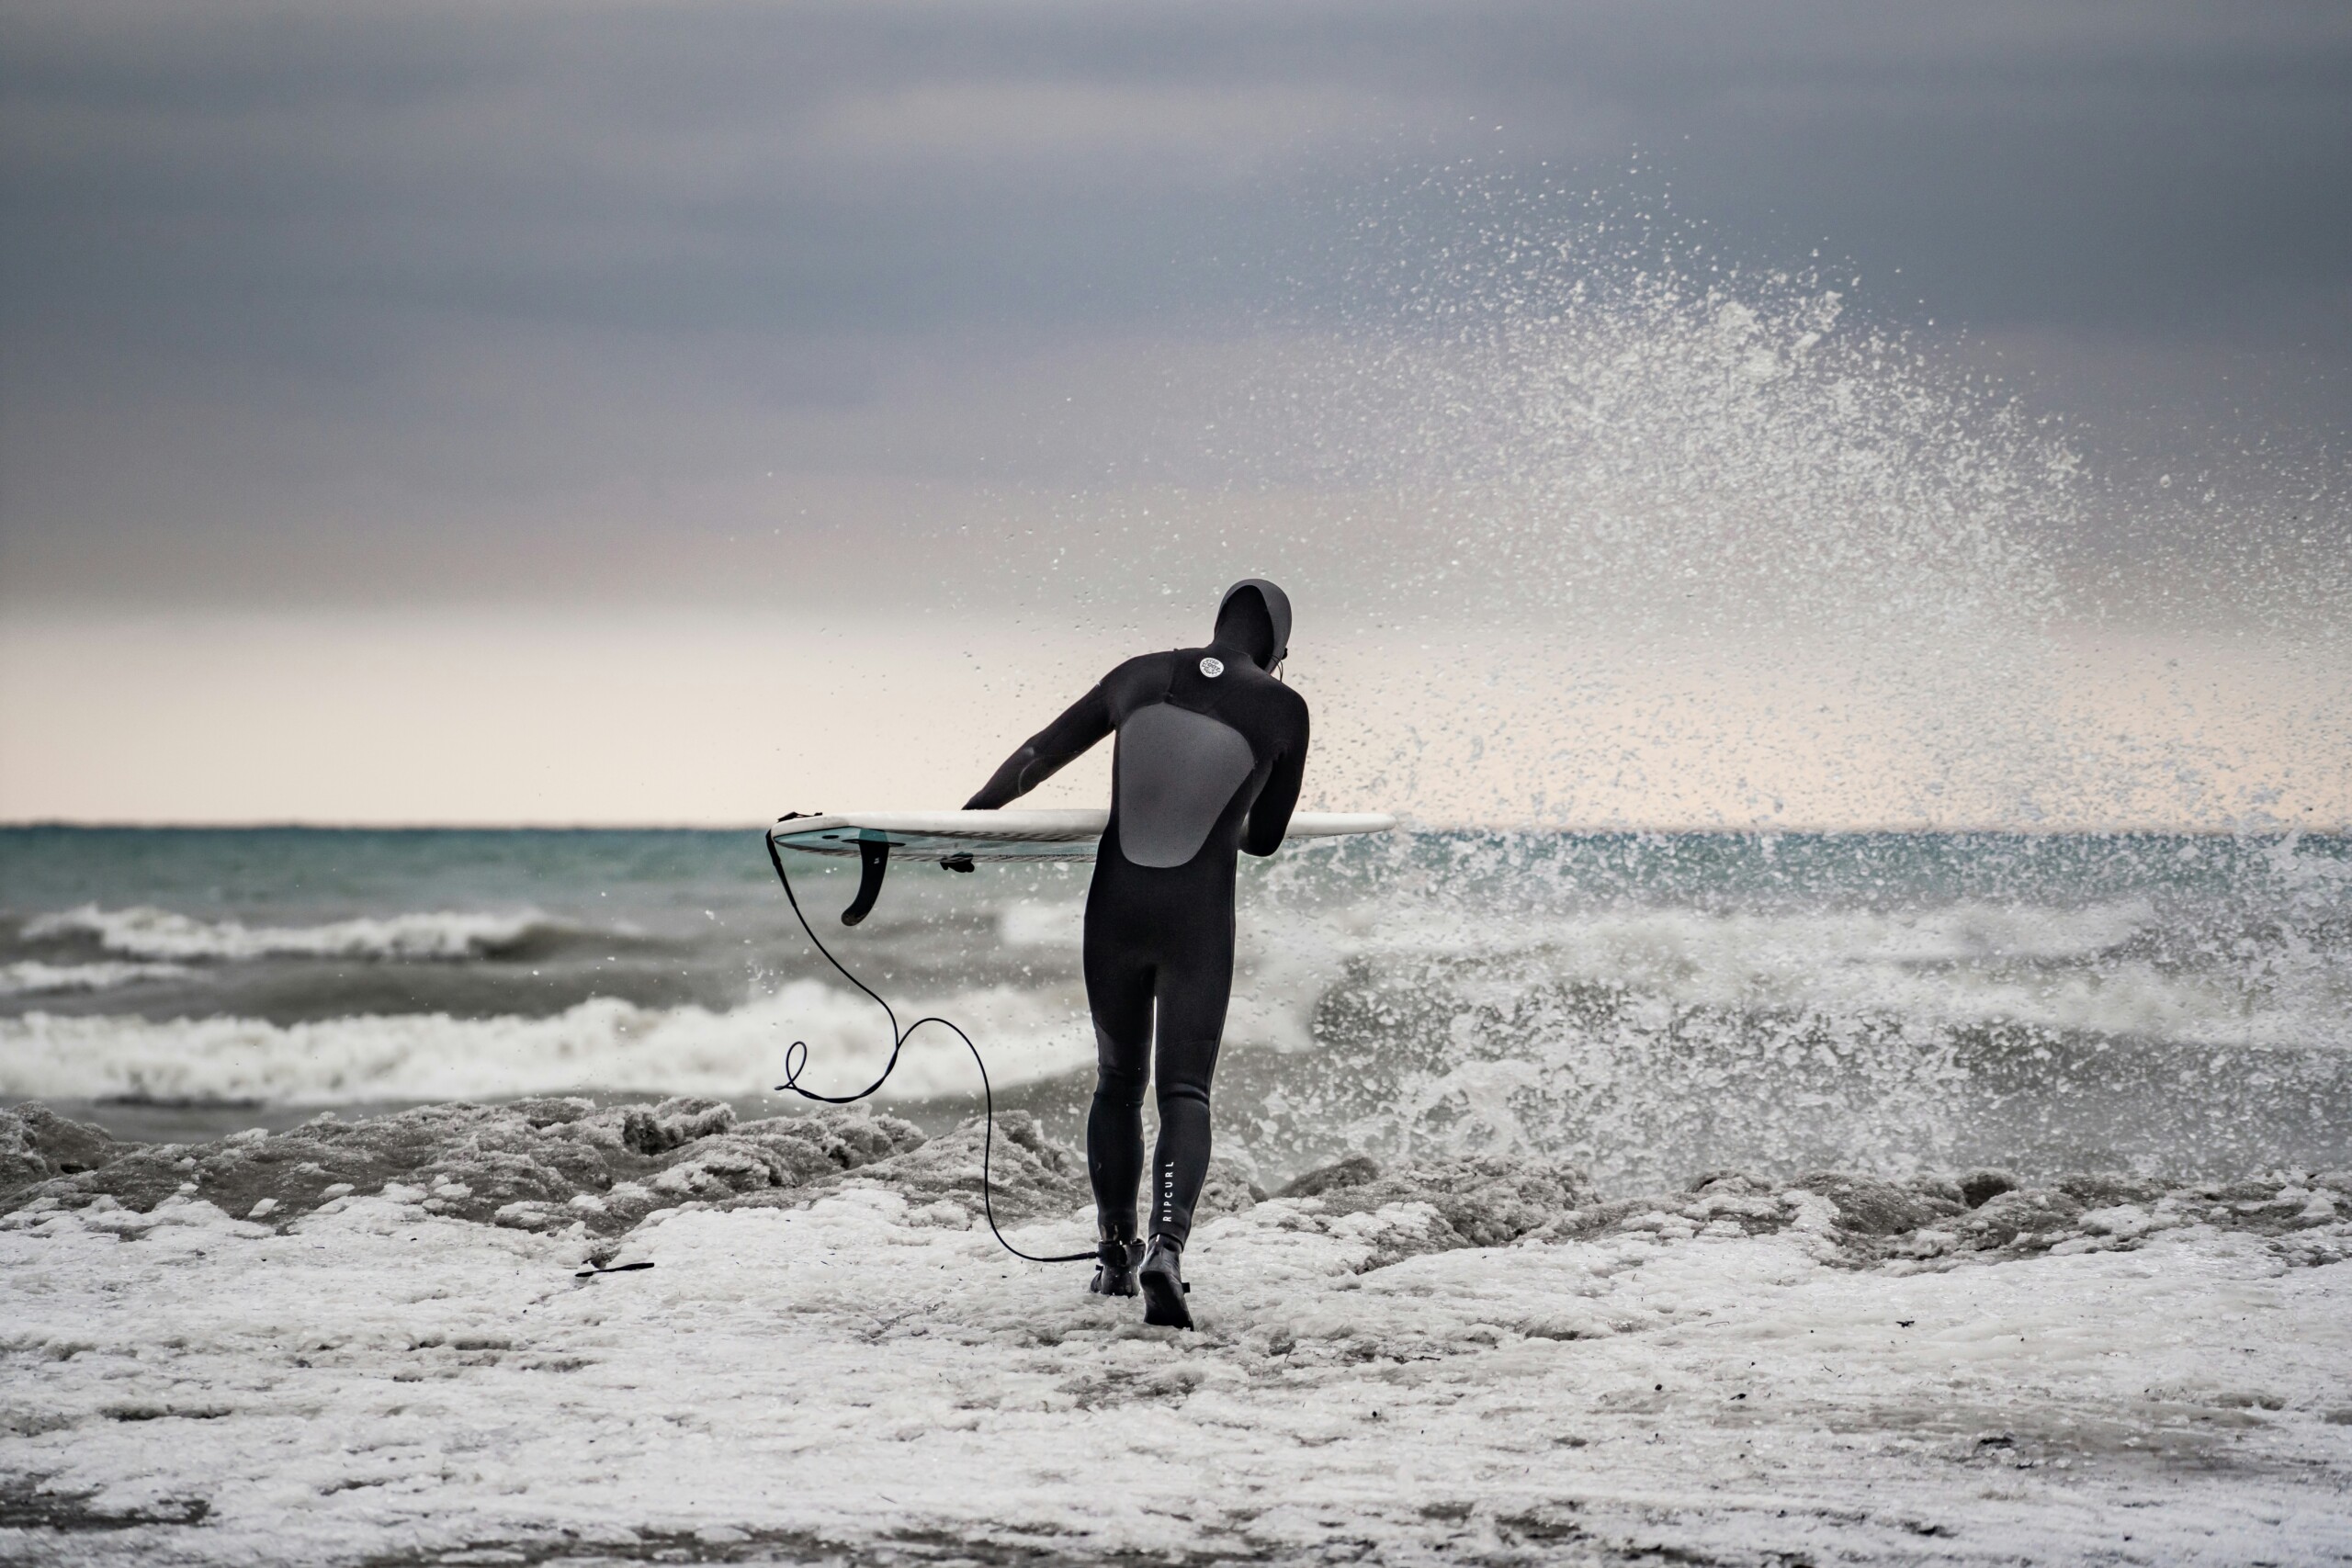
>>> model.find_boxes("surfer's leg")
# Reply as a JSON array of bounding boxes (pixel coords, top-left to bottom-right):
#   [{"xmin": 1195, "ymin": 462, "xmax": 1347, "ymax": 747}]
[
  {"xmin": 1083, "ymin": 935, "xmax": 1155, "ymax": 1243},
  {"xmin": 1144, "ymin": 917, "xmax": 1236, "ymax": 1247}
]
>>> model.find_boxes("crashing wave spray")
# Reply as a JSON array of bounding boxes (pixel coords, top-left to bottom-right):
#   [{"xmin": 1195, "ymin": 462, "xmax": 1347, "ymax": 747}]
[
  {"xmin": 1179, "ymin": 183, "xmax": 2350, "ymax": 1188},
  {"xmin": 1236, "ymin": 181, "xmax": 2108, "ymax": 828}
]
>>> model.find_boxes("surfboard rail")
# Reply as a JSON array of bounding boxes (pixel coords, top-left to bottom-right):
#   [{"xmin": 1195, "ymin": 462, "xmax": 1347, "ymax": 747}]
[
  {"xmin": 767, "ymin": 808, "xmax": 1396, "ymax": 925},
  {"xmin": 769, "ymin": 808, "xmax": 1396, "ymax": 860}
]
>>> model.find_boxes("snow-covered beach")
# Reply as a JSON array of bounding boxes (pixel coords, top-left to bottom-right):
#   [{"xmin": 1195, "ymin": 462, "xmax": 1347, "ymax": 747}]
[
  {"xmin": 10, "ymin": 0, "xmax": 2352, "ymax": 1553},
  {"xmin": 6, "ymin": 1098, "xmax": 2348, "ymax": 1565}
]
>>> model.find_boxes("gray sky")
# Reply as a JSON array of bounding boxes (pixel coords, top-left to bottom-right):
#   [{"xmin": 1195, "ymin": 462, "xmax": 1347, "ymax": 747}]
[
  {"xmin": 5, "ymin": 0, "xmax": 2348, "ymax": 611},
  {"xmin": 2, "ymin": 0, "xmax": 2346, "ymax": 828}
]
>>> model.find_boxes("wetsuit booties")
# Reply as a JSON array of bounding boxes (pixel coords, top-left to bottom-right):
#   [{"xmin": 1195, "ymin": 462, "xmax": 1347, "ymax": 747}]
[
  {"xmin": 1090, "ymin": 1234, "xmax": 1144, "ymax": 1297},
  {"xmin": 1139, "ymin": 1235, "xmax": 1193, "ymax": 1329}
]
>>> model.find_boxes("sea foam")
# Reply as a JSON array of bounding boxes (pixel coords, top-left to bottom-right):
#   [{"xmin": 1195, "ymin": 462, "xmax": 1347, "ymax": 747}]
[{"xmin": 0, "ymin": 980, "xmax": 1094, "ymax": 1107}]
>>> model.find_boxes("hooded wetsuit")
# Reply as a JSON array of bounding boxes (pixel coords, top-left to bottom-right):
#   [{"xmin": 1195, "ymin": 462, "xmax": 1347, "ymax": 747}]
[{"xmin": 966, "ymin": 581, "xmax": 1309, "ymax": 1247}]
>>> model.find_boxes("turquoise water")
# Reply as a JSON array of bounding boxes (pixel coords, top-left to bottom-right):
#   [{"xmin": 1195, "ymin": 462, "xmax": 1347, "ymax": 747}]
[{"xmin": 4, "ymin": 827, "xmax": 2346, "ymax": 1190}]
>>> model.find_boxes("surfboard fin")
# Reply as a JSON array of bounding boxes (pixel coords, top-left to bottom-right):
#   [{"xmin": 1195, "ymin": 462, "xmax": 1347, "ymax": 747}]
[{"xmin": 842, "ymin": 839, "xmax": 890, "ymax": 926}]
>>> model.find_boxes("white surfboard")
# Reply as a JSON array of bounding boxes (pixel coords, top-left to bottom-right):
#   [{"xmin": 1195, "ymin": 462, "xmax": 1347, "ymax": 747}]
[
  {"xmin": 768, "ymin": 808, "xmax": 1396, "ymax": 924},
  {"xmin": 770, "ymin": 808, "xmax": 1395, "ymax": 862}
]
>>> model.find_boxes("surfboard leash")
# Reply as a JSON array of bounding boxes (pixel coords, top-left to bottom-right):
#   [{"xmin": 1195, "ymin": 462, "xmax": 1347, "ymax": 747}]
[{"xmin": 763, "ymin": 829, "xmax": 1096, "ymax": 1266}]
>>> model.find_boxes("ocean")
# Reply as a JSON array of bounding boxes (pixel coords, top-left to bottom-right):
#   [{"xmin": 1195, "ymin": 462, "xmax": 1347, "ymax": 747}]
[
  {"xmin": 7, "ymin": 824, "xmax": 2346, "ymax": 1191},
  {"xmin": 9, "ymin": 835, "xmax": 2352, "ymax": 1562}
]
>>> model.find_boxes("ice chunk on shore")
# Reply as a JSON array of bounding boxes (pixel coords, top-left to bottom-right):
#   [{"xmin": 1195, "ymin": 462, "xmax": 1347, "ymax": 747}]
[
  {"xmin": 10, "ymin": 1101, "xmax": 2348, "ymax": 1273},
  {"xmin": 0, "ymin": 1099, "xmax": 922, "ymax": 1237},
  {"xmin": 0, "ymin": 1102, "xmax": 125, "ymax": 1192}
]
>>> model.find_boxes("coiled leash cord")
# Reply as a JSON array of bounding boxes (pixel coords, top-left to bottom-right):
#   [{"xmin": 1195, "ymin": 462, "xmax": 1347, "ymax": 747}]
[{"xmin": 764, "ymin": 833, "xmax": 1094, "ymax": 1266}]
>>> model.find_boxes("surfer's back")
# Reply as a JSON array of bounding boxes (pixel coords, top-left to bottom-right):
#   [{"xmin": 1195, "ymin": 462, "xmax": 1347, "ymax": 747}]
[
  {"xmin": 1098, "ymin": 647, "xmax": 1308, "ymax": 869},
  {"xmin": 964, "ymin": 643, "xmax": 1308, "ymax": 864}
]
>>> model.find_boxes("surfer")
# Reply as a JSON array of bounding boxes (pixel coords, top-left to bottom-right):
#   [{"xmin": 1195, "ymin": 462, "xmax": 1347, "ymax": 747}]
[{"xmin": 965, "ymin": 580, "xmax": 1309, "ymax": 1327}]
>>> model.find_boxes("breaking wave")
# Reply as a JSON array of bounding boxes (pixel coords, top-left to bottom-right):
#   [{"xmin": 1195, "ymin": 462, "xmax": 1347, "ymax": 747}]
[
  {"xmin": 19, "ymin": 904, "xmax": 565, "ymax": 963},
  {"xmin": 1235, "ymin": 894, "xmax": 2343, "ymax": 1055},
  {"xmin": 0, "ymin": 960, "xmax": 196, "ymax": 997},
  {"xmin": 0, "ymin": 981, "xmax": 1093, "ymax": 1107}
]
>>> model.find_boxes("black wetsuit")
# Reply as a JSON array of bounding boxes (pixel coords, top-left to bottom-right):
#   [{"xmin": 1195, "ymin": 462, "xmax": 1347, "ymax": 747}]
[{"xmin": 967, "ymin": 620, "xmax": 1309, "ymax": 1247}]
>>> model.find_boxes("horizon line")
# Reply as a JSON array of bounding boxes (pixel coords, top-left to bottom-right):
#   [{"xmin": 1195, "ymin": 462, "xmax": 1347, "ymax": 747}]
[{"xmin": 2, "ymin": 818, "xmax": 2344, "ymax": 838}]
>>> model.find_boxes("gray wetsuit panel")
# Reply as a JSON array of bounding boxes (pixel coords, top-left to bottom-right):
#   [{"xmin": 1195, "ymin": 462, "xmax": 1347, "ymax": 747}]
[{"xmin": 1114, "ymin": 703, "xmax": 1256, "ymax": 867}]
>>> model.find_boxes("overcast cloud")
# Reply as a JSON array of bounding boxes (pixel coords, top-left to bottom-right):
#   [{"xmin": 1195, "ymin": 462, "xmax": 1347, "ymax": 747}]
[{"xmin": 3, "ymin": 0, "xmax": 2349, "ymax": 611}]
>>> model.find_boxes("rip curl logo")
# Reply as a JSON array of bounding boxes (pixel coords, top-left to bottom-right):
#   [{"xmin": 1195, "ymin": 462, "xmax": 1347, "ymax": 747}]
[
  {"xmin": 1198, "ymin": 657, "xmax": 1224, "ymax": 678},
  {"xmin": 1158, "ymin": 1163, "xmax": 1177, "ymax": 1224}
]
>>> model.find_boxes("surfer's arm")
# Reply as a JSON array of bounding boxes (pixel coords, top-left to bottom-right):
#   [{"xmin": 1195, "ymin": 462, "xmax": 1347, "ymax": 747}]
[
  {"xmin": 964, "ymin": 682, "xmax": 1114, "ymax": 809},
  {"xmin": 1242, "ymin": 707, "xmax": 1309, "ymax": 856}
]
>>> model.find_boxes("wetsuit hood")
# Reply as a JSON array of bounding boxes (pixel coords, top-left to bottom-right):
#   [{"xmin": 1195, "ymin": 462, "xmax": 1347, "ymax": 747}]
[{"xmin": 1214, "ymin": 579, "xmax": 1292, "ymax": 671}]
